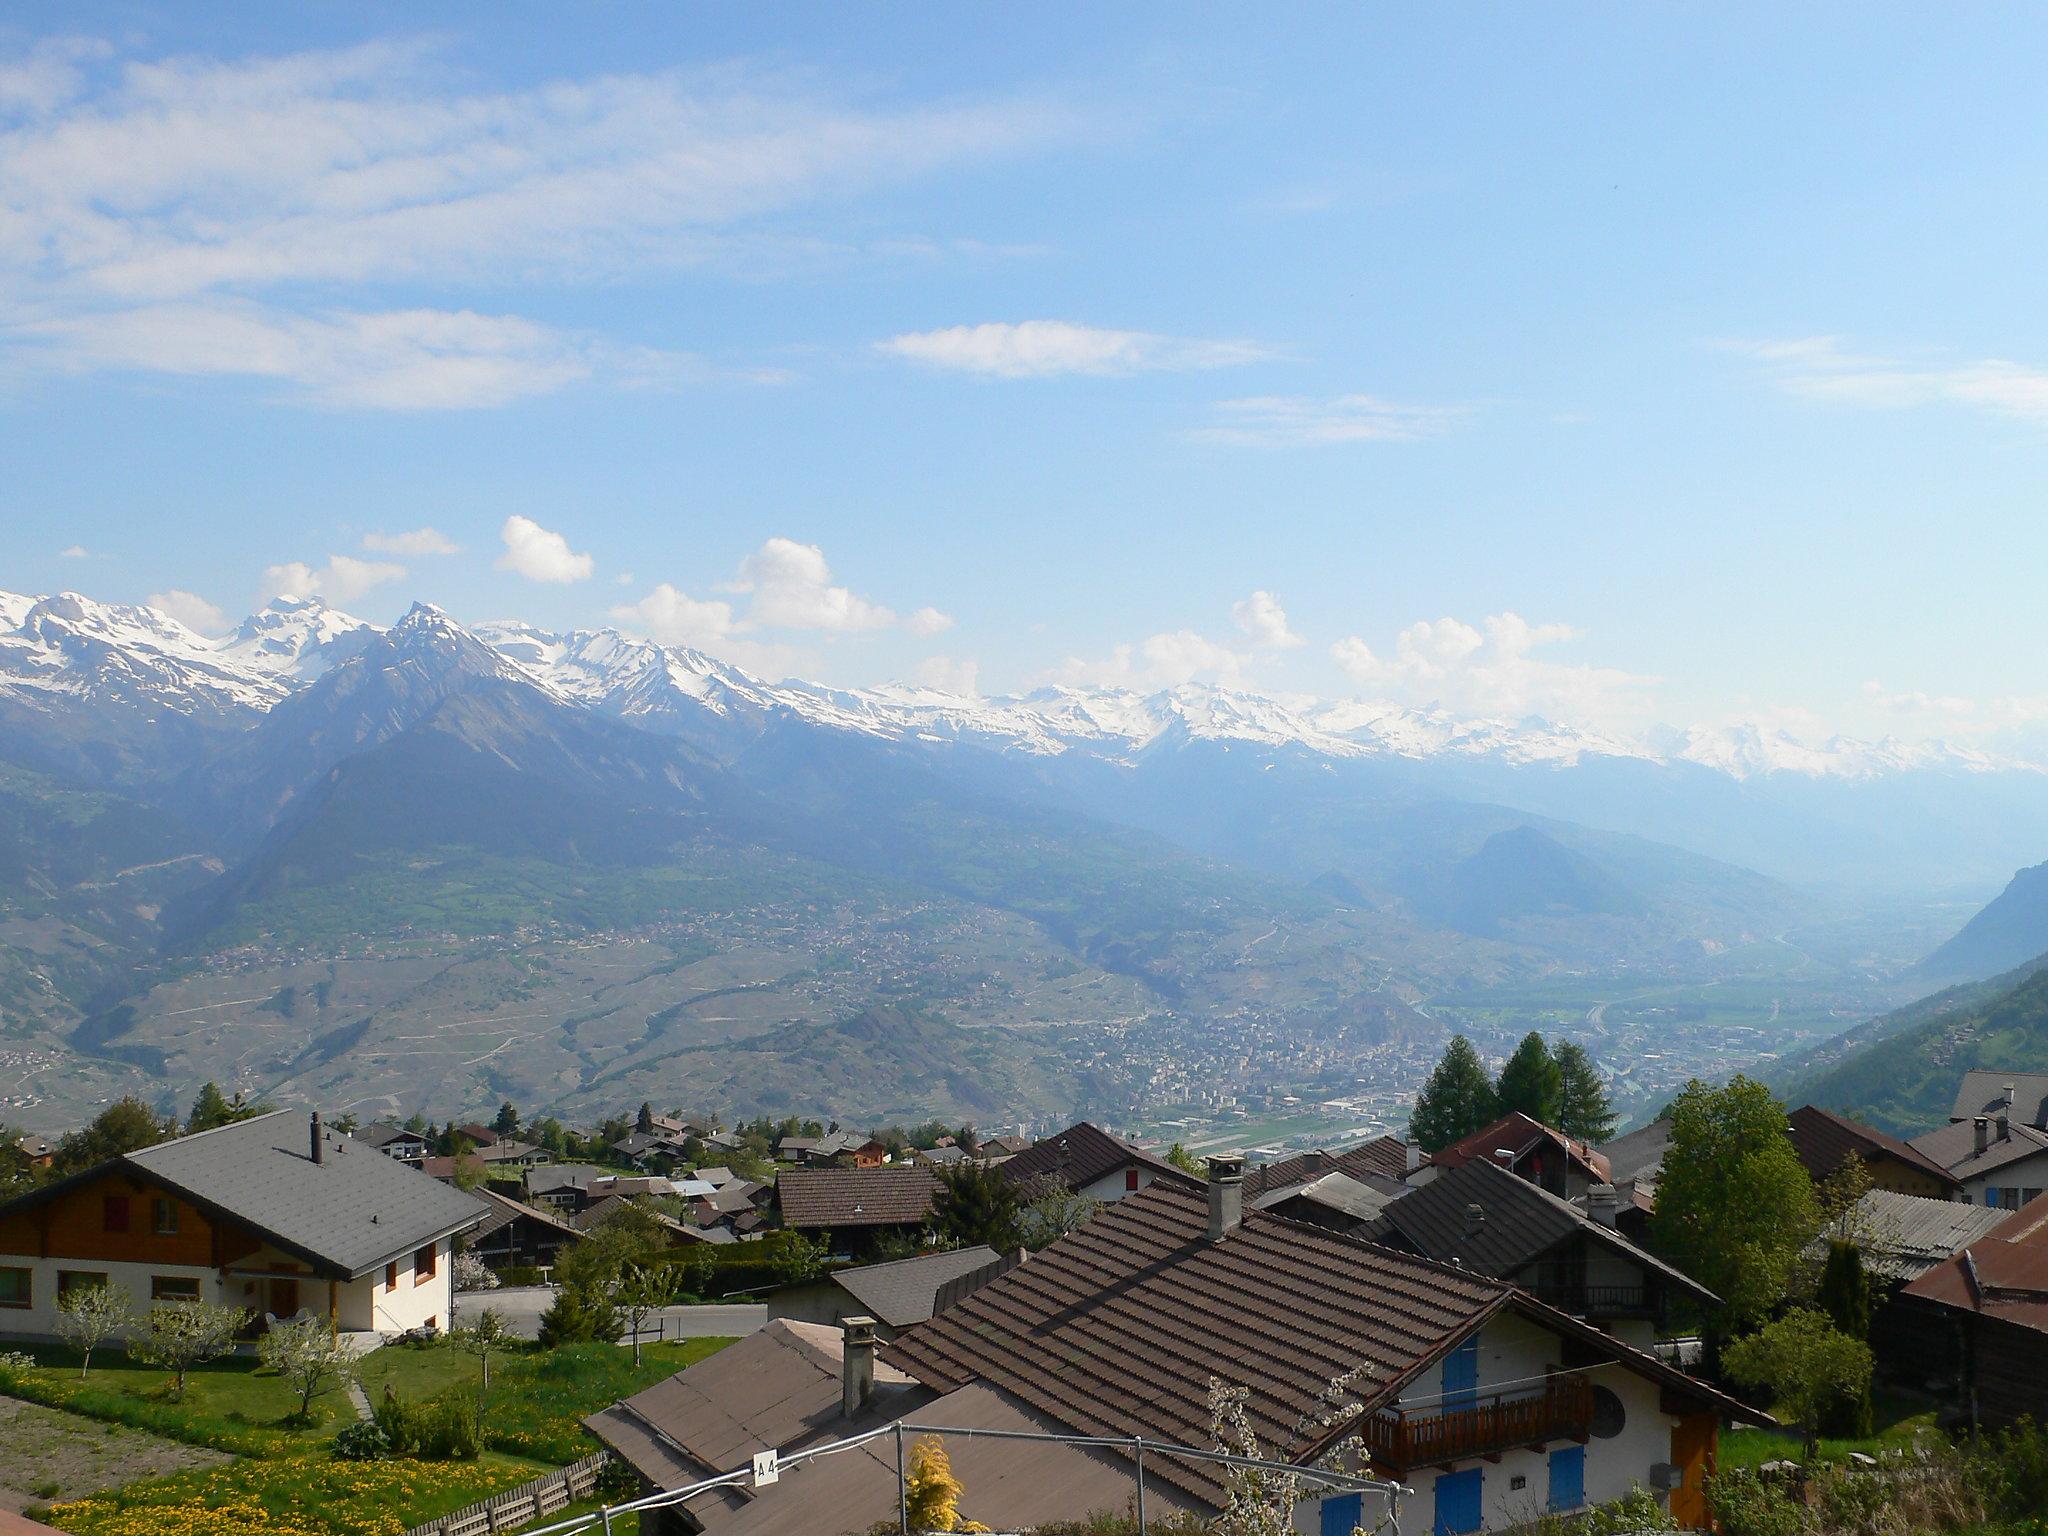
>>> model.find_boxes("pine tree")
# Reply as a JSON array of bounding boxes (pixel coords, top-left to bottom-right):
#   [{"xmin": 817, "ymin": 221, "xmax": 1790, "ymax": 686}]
[
  {"xmin": 1815, "ymin": 1239, "xmax": 1876, "ymax": 1437},
  {"xmin": 492, "ymin": 1101, "xmax": 520, "ymax": 1136},
  {"xmin": 1495, "ymin": 1032, "xmax": 1564, "ymax": 1126},
  {"xmin": 930, "ymin": 1161, "xmax": 1023, "ymax": 1250},
  {"xmin": 1409, "ymin": 1036, "xmax": 1499, "ymax": 1153},
  {"xmin": 187, "ymin": 1082, "xmax": 236, "ymax": 1133},
  {"xmin": 635, "ymin": 1102, "xmax": 655, "ymax": 1136},
  {"xmin": 1553, "ymin": 1042, "xmax": 1618, "ymax": 1142}
]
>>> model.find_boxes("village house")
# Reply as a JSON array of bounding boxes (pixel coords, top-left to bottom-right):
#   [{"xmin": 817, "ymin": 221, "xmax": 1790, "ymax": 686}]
[
  {"xmin": 774, "ymin": 1166, "xmax": 940, "ymax": 1252},
  {"xmin": 0, "ymin": 1111, "xmax": 482, "ymax": 1343},
  {"xmin": 1898, "ymin": 1191, "xmax": 2048, "ymax": 1430},
  {"xmin": 995, "ymin": 1119, "xmax": 1200, "ymax": 1201},
  {"xmin": 1785, "ymin": 1104, "xmax": 1959, "ymax": 1199},
  {"xmin": 595, "ymin": 1158, "xmax": 1764, "ymax": 1535},
  {"xmin": 767, "ymin": 1244, "xmax": 1023, "ymax": 1340},
  {"xmin": 1428, "ymin": 1113, "xmax": 1612, "ymax": 1201},
  {"xmin": 1847, "ymin": 1188, "xmax": 2008, "ymax": 1393},
  {"xmin": 464, "ymin": 1186, "xmax": 585, "ymax": 1273},
  {"xmin": 1910, "ymin": 1075, "xmax": 2048, "ymax": 1207},
  {"xmin": 1361, "ymin": 1157, "xmax": 1718, "ymax": 1348},
  {"xmin": 352, "ymin": 1121, "xmax": 429, "ymax": 1165},
  {"xmin": 10, "ymin": 1134, "xmax": 54, "ymax": 1171}
]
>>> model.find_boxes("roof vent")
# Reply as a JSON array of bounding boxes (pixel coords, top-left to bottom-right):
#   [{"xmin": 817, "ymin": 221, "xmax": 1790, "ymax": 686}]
[
  {"xmin": 1465, "ymin": 1201, "xmax": 1486, "ymax": 1234},
  {"xmin": 310, "ymin": 1111, "xmax": 324, "ymax": 1166}
]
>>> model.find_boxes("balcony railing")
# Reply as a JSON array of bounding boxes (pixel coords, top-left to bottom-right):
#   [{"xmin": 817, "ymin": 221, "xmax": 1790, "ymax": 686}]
[
  {"xmin": 1526, "ymin": 1279, "xmax": 1659, "ymax": 1318},
  {"xmin": 1359, "ymin": 1373, "xmax": 1594, "ymax": 1470}
]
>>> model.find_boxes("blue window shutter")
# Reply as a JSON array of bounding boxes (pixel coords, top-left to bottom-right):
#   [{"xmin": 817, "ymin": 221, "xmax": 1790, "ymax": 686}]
[
  {"xmin": 1319, "ymin": 1492, "xmax": 1363, "ymax": 1536},
  {"xmin": 1433, "ymin": 1468, "xmax": 1483, "ymax": 1535},
  {"xmin": 1548, "ymin": 1445, "xmax": 1586, "ymax": 1512},
  {"xmin": 1442, "ymin": 1336, "xmax": 1479, "ymax": 1409}
]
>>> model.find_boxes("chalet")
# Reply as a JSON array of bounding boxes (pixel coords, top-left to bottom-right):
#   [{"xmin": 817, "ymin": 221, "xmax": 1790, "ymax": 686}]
[
  {"xmin": 1429, "ymin": 1113, "xmax": 1611, "ymax": 1201},
  {"xmin": 596, "ymin": 1159, "xmax": 1765, "ymax": 1535},
  {"xmin": 995, "ymin": 1120, "xmax": 1199, "ymax": 1201},
  {"xmin": 524, "ymin": 1164, "xmax": 675, "ymax": 1214},
  {"xmin": 1847, "ymin": 1189, "xmax": 2008, "ymax": 1392},
  {"xmin": 977, "ymin": 1133, "xmax": 1032, "ymax": 1162},
  {"xmin": 1595, "ymin": 1119, "xmax": 1670, "ymax": 1239},
  {"xmin": 1899, "ymin": 1193, "xmax": 2048, "ymax": 1429},
  {"xmin": 1242, "ymin": 1141, "xmax": 1418, "ymax": 1231},
  {"xmin": 353, "ymin": 1122, "xmax": 429, "ymax": 1165},
  {"xmin": 10, "ymin": 1135, "xmax": 54, "ymax": 1171},
  {"xmin": 474, "ymin": 1138, "xmax": 550, "ymax": 1169},
  {"xmin": 1910, "ymin": 1102, "xmax": 2048, "ymax": 1209},
  {"xmin": 465, "ymin": 1187, "xmax": 584, "ymax": 1273},
  {"xmin": 775, "ymin": 1167, "xmax": 941, "ymax": 1252},
  {"xmin": 1361, "ymin": 1158, "xmax": 1717, "ymax": 1347},
  {"xmin": 1784, "ymin": 1105, "xmax": 1958, "ymax": 1199},
  {"xmin": 0, "ymin": 1111, "xmax": 482, "ymax": 1343}
]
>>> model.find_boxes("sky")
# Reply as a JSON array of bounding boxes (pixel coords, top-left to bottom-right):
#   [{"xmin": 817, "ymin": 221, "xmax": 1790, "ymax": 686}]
[{"xmin": 5, "ymin": 4, "xmax": 2048, "ymax": 745}]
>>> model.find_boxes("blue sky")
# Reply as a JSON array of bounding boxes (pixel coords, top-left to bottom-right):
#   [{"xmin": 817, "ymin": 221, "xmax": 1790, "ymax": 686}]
[{"xmin": 5, "ymin": 4, "xmax": 2048, "ymax": 741}]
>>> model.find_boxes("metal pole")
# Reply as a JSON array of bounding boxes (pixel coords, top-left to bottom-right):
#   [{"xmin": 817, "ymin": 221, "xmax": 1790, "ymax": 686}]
[
  {"xmin": 896, "ymin": 1419, "xmax": 909, "ymax": 1536},
  {"xmin": 1133, "ymin": 1437, "xmax": 1147, "ymax": 1536}
]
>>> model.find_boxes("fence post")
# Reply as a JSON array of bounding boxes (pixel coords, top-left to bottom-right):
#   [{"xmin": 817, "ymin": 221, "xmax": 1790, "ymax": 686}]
[
  {"xmin": 1134, "ymin": 1436, "xmax": 1147, "ymax": 1536},
  {"xmin": 897, "ymin": 1419, "xmax": 909, "ymax": 1536}
]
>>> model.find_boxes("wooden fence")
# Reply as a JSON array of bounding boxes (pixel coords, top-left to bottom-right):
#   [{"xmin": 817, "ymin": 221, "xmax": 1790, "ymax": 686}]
[{"xmin": 401, "ymin": 1451, "xmax": 610, "ymax": 1536}]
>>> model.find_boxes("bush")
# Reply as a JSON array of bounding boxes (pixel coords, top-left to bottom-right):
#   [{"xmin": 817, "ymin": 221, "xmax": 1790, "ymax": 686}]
[
  {"xmin": 1705, "ymin": 1468, "xmax": 1807, "ymax": 1536},
  {"xmin": 1979, "ymin": 1416, "xmax": 2048, "ymax": 1522},
  {"xmin": 369, "ymin": 1387, "xmax": 480, "ymax": 1461},
  {"xmin": 495, "ymin": 1265, "xmax": 544, "ymax": 1287},
  {"xmin": 537, "ymin": 1283, "xmax": 621, "ymax": 1346},
  {"xmin": 333, "ymin": 1420, "xmax": 390, "ymax": 1462}
]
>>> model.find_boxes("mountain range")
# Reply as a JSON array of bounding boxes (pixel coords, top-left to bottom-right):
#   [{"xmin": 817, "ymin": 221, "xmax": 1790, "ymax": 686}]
[{"xmin": 5, "ymin": 585, "xmax": 2048, "ymax": 1127}]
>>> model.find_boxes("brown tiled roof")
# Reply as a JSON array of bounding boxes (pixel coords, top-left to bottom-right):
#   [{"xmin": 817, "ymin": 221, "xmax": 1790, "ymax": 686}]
[
  {"xmin": 1788, "ymin": 1105, "xmax": 1959, "ymax": 1190},
  {"xmin": 997, "ymin": 1121, "xmax": 1199, "ymax": 1194},
  {"xmin": 776, "ymin": 1166, "xmax": 941, "ymax": 1229},
  {"xmin": 882, "ymin": 1180, "xmax": 1512, "ymax": 1503},
  {"xmin": 882, "ymin": 1180, "xmax": 1761, "ymax": 1504},
  {"xmin": 1431, "ymin": 1112, "xmax": 1611, "ymax": 1183},
  {"xmin": 1243, "ymin": 1141, "xmax": 1412, "ymax": 1201},
  {"xmin": 1342, "ymin": 1135, "xmax": 1419, "ymax": 1183}
]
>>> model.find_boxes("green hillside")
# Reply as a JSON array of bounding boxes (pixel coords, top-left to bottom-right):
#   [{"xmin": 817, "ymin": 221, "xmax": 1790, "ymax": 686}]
[{"xmin": 1787, "ymin": 957, "xmax": 2048, "ymax": 1134}]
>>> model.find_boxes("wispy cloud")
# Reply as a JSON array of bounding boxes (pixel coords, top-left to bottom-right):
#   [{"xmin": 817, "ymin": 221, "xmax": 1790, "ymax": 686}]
[
  {"xmin": 258, "ymin": 553, "xmax": 406, "ymax": 604},
  {"xmin": 1331, "ymin": 612, "xmax": 1657, "ymax": 726},
  {"xmin": 145, "ymin": 587, "xmax": 226, "ymax": 635},
  {"xmin": 0, "ymin": 38, "xmax": 1080, "ymax": 408},
  {"xmin": 1727, "ymin": 336, "xmax": 2048, "ymax": 426},
  {"xmin": 879, "ymin": 320, "xmax": 1276, "ymax": 378},
  {"xmin": 363, "ymin": 526, "xmax": 459, "ymax": 557},
  {"xmin": 1195, "ymin": 393, "xmax": 1460, "ymax": 447}
]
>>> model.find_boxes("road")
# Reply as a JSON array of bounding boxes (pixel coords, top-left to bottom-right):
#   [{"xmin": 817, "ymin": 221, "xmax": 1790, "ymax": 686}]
[{"xmin": 456, "ymin": 1285, "xmax": 767, "ymax": 1342}]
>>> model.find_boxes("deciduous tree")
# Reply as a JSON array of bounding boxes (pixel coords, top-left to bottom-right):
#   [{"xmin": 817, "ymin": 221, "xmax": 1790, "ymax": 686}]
[
  {"xmin": 1723, "ymin": 1309, "xmax": 1874, "ymax": 1458},
  {"xmin": 930, "ymin": 1162, "xmax": 1022, "ymax": 1252},
  {"xmin": 1018, "ymin": 1175, "xmax": 1099, "ymax": 1250},
  {"xmin": 257, "ymin": 1314, "xmax": 359, "ymax": 1420},
  {"xmin": 55, "ymin": 1281, "xmax": 133, "ymax": 1378},
  {"xmin": 131, "ymin": 1299, "xmax": 247, "ymax": 1399},
  {"xmin": 452, "ymin": 1307, "xmax": 512, "ymax": 1394},
  {"xmin": 54, "ymin": 1098, "xmax": 174, "ymax": 1174},
  {"xmin": 1410, "ymin": 1036, "xmax": 1498, "ymax": 1153},
  {"xmin": 1652, "ymin": 1076, "xmax": 1819, "ymax": 1331}
]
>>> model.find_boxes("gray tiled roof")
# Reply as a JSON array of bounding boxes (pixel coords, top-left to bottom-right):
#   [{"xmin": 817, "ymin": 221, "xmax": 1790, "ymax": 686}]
[
  {"xmin": 830, "ymin": 1245, "xmax": 1009, "ymax": 1329},
  {"xmin": 1951, "ymin": 1071, "xmax": 2048, "ymax": 1129},
  {"xmin": 1911, "ymin": 1117, "xmax": 2048, "ymax": 1180},
  {"xmin": 123, "ymin": 1110, "xmax": 485, "ymax": 1278}
]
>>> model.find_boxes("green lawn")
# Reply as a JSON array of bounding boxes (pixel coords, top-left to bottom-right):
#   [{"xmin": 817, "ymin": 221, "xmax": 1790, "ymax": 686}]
[
  {"xmin": 3, "ymin": 1335, "xmax": 733, "ymax": 1536},
  {"xmin": 1720, "ymin": 1387, "xmax": 1942, "ymax": 1471}
]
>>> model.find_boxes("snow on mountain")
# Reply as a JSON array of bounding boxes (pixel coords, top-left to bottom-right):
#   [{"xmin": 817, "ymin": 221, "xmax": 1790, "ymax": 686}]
[{"xmin": 0, "ymin": 588, "xmax": 2032, "ymax": 784}]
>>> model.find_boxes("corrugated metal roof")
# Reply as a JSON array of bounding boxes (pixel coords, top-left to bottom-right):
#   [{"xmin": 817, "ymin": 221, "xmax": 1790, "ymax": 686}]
[
  {"xmin": 1904, "ymin": 1191, "xmax": 2048, "ymax": 1331},
  {"xmin": 1853, "ymin": 1190, "xmax": 2008, "ymax": 1281}
]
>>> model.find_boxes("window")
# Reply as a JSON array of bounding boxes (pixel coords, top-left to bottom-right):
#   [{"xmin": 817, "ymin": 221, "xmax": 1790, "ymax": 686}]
[
  {"xmin": 102, "ymin": 1194, "xmax": 130, "ymax": 1233},
  {"xmin": 2002, "ymin": 1187, "xmax": 2023, "ymax": 1209},
  {"xmin": 386, "ymin": 1260, "xmax": 399, "ymax": 1292},
  {"xmin": 414, "ymin": 1244, "xmax": 437, "ymax": 1285},
  {"xmin": 152, "ymin": 1197, "xmax": 179, "ymax": 1235},
  {"xmin": 1125, "ymin": 1168, "xmax": 1141, "ymax": 1192},
  {"xmin": 0, "ymin": 1267, "xmax": 29, "ymax": 1309},
  {"xmin": 57, "ymin": 1270, "xmax": 109, "ymax": 1297},
  {"xmin": 150, "ymin": 1276, "xmax": 199, "ymax": 1302}
]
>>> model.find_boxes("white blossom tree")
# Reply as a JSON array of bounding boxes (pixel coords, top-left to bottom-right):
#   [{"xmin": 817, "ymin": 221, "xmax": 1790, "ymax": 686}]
[
  {"xmin": 55, "ymin": 1282, "xmax": 133, "ymax": 1379},
  {"xmin": 130, "ymin": 1300, "xmax": 248, "ymax": 1399},
  {"xmin": 257, "ymin": 1314, "xmax": 360, "ymax": 1420}
]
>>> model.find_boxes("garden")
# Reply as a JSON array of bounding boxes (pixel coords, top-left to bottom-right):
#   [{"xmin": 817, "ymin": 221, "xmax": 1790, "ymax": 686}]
[{"xmin": 0, "ymin": 1330, "xmax": 730, "ymax": 1536}]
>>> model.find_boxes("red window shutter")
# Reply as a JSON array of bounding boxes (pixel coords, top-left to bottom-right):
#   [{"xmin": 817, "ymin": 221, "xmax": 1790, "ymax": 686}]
[
  {"xmin": 1125, "ymin": 1168, "xmax": 1140, "ymax": 1192},
  {"xmin": 103, "ymin": 1195, "xmax": 130, "ymax": 1233}
]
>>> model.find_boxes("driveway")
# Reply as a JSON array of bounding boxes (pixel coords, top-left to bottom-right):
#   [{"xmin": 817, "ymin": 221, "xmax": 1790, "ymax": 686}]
[{"xmin": 457, "ymin": 1285, "xmax": 766, "ymax": 1342}]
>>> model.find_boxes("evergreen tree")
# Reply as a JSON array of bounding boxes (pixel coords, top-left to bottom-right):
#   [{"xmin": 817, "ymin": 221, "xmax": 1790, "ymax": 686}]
[
  {"xmin": 635, "ymin": 1102, "xmax": 655, "ymax": 1136},
  {"xmin": 187, "ymin": 1082, "xmax": 234, "ymax": 1133},
  {"xmin": 492, "ymin": 1102, "xmax": 520, "ymax": 1136},
  {"xmin": 537, "ymin": 1283, "xmax": 621, "ymax": 1346},
  {"xmin": 1409, "ymin": 1036, "xmax": 1499, "ymax": 1153},
  {"xmin": 53, "ymin": 1098, "xmax": 175, "ymax": 1174},
  {"xmin": 1553, "ymin": 1042, "xmax": 1618, "ymax": 1142},
  {"xmin": 1815, "ymin": 1240, "xmax": 1877, "ymax": 1437},
  {"xmin": 1495, "ymin": 1032, "xmax": 1564, "ymax": 1126},
  {"xmin": 930, "ymin": 1161, "xmax": 1023, "ymax": 1250}
]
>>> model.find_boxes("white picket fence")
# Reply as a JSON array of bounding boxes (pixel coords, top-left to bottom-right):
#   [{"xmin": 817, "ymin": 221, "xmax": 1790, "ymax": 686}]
[{"xmin": 400, "ymin": 1452, "xmax": 609, "ymax": 1536}]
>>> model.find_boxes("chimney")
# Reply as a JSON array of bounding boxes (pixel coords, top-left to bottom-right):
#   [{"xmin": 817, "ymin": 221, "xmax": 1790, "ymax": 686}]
[
  {"xmin": 310, "ymin": 1111, "xmax": 324, "ymax": 1166},
  {"xmin": 1207, "ymin": 1154, "xmax": 1245, "ymax": 1240},
  {"xmin": 1587, "ymin": 1184, "xmax": 1619, "ymax": 1229},
  {"xmin": 841, "ymin": 1316, "xmax": 877, "ymax": 1418},
  {"xmin": 1975, "ymin": 1116, "xmax": 1990, "ymax": 1157},
  {"xmin": 2006, "ymin": 1082, "xmax": 2018, "ymax": 1110},
  {"xmin": 1405, "ymin": 1141, "xmax": 1423, "ymax": 1175},
  {"xmin": 1465, "ymin": 1202, "xmax": 1486, "ymax": 1236}
]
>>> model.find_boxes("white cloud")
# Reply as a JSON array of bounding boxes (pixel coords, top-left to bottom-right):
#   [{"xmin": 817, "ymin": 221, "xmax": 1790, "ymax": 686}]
[
  {"xmin": 0, "ymin": 39, "xmax": 1079, "ymax": 407},
  {"xmin": 609, "ymin": 583, "xmax": 735, "ymax": 648},
  {"xmin": 58, "ymin": 543, "xmax": 90, "ymax": 558},
  {"xmin": 1196, "ymin": 393, "xmax": 1459, "ymax": 447},
  {"xmin": 912, "ymin": 654, "xmax": 981, "ymax": 695},
  {"xmin": 732, "ymin": 537, "xmax": 894, "ymax": 631},
  {"xmin": 495, "ymin": 515, "xmax": 593, "ymax": 584},
  {"xmin": 1058, "ymin": 629, "xmax": 1251, "ymax": 690},
  {"xmin": 1331, "ymin": 612, "xmax": 1656, "ymax": 725},
  {"xmin": 362, "ymin": 526, "xmax": 459, "ymax": 556},
  {"xmin": 145, "ymin": 587, "xmax": 227, "ymax": 635},
  {"xmin": 1231, "ymin": 589, "xmax": 1303, "ymax": 649},
  {"xmin": 1729, "ymin": 336, "xmax": 2048, "ymax": 426},
  {"xmin": 879, "ymin": 320, "xmax": 1274, "ymax": 379},
  {"xmin": 907, "ymin": 606, "xmax": 955, "ymax": 637},
  {"xmin": 257, "ymin": 553, "xmax": 405, "ymax": 604}
]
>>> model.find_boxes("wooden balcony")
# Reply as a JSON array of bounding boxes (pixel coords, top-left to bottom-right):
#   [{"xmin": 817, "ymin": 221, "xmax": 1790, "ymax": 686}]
[
  {"xmin": 1527, "ymin": 1280, "xmax": 1661, "ymax": 1319},
  {"xmin": 1359, "ymin": 1373, "xmax": 1594, "ymax": 1471}
]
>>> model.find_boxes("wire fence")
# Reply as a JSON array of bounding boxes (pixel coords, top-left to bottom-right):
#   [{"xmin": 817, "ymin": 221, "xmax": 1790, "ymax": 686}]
[{"xmin": 505, "ymin": 1418, "xmax": 1411, "ymax": 1536}]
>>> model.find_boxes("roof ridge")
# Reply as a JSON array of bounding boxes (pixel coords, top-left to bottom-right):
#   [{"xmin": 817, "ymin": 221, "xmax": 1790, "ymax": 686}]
[{"xmin": 127, "ymin": 1105, "xmax": 298, "ymax": 1160}]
